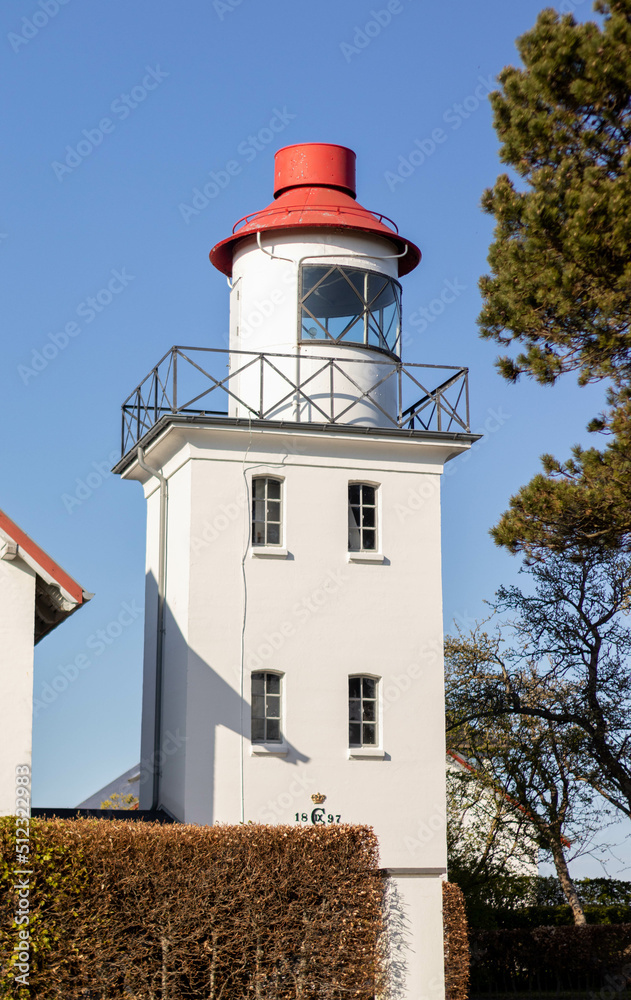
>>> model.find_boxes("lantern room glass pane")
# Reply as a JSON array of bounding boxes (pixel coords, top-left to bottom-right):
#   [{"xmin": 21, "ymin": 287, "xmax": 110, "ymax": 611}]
[
  {"xmin": 301, "ymin": 267, "xmax": 364, "ymax": 341},
  {"xmin": 300, "ymin": 264, "xmax": 401, "ymax": 354}
]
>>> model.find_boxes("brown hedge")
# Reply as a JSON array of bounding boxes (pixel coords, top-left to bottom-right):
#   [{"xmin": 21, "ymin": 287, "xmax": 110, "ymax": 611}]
[
  {"xmin": 443, "ymin": 881, "xmax": 470, "ymax": 1000},
  {"xmin": 0, "ymin": 818, "xmax": 384, "ymax": 999}
]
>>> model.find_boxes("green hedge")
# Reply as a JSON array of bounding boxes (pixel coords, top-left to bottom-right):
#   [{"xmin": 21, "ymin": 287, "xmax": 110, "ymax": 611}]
[{"xmin": 452, "ymin": 874, "xmax": 631, "ymax": 929}]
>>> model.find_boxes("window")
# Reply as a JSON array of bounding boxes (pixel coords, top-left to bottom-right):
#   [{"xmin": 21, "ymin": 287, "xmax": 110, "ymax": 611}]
[
  {"xmin": 348, "ymin": 483, "xmax": 377, "ymax": 551},
  {"xmin": 251, "ymin": 672, "xmax": 282, "ymax": 743},
  {"xmin": 299, "ymin": 264, "xmax": 402, "ymax": 355},
  {"xmin": 252, "ymin": 477, "xmax": 282, "ymax": 546},
  {"xmin": 349, "ymin": 676, "xmax": 378, "ymax": 746}
]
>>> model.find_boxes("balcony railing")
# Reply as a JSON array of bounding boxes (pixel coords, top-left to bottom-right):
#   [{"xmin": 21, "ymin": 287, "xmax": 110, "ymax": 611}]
[{"xmin": 120, "ymin": 346, "xmax": 470, "ymax": 457}]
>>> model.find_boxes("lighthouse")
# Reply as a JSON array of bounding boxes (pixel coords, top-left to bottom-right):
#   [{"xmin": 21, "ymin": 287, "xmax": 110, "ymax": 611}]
[{"xmin": 115, "ymin": 142, "xmax": 476, "ymax": 999}]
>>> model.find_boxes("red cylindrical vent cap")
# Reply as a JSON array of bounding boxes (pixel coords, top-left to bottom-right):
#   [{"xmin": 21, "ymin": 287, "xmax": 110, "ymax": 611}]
[{"xmin": 274, "ymin": 143, "xmax": 356, "ymax": 200}]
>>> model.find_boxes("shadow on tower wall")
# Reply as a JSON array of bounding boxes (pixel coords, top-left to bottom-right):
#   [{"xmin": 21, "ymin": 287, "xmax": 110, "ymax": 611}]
[{"xmin": 139, "ymin": 571, "xmax": 309, "ymax": 823}]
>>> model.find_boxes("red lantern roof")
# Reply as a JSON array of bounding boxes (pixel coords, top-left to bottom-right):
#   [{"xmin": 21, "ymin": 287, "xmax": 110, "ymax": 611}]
[{"xmin": 209, "ymin": 143, "xmax": 421, "ymax": 278}]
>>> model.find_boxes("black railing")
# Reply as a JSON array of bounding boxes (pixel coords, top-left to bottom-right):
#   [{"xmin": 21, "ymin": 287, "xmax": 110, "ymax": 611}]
[{"xmin": 120, "ymin": 346, "xmax": 470, "ymax": 457}]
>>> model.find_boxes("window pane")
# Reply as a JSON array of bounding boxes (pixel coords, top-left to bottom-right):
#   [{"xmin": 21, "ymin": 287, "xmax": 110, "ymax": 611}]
[
  {"xmin": 266, "ymin": 674, "xmax": 280, "ymax": 694},
  {"xmin": 361, "ymin": 485, "xmax": 376, "ymax": 505},
  {"xmin": 302, "ymin": 266, "xmax": 364, "ymax": 342},
  {"xmin": 349, "ymin": 484, "xmax": 361, "ymax": 505},
  {"xmin": 348, "ymin": 502, "xmax": 361, "ymax": 551},
  {"xmin": 349, "ymin": 722, "xmax": 361, "ymax": 745},
  {"xmin": 362, "ymin": 678, "xmax": 376, "ymax": 699},
  {"xmin": 252, "ymin": 673, "xmax": 265, "ymax": 694},
  {"xmin": 362, "ymin": 507, "xmax": 375, "ymax": 528},
  {"xmin": 363, "ymin": 701, "xmax": 376, "ymax": 722},
  {"xmin": 301, "ymin": 265, "xmax": 334, "ymax": 298},
  {"xmin": 362, "ymin": 724, "xmax": 376, "ymax": 745},
  {"xmin": 266, "ymin": 695, "xmax": 280, "ymax": 718},
  {"xmin": 349, "ymin": 677, "xmax": 361, "ymax": 699},
  {"xmin": 267, "ymin": 479, "xmax": 281, "ymax": 499},
  {"xmin": 267, "ymin": 719, "xmax": 281, "ymax": 742},
  {"xmin": 367, "ymin": 275, "xmax": 400, "ymax": 354},
  {"xmin": 362, "ymin": 529, "xmax": 376, "ymax": 550},
  {"xmin": 349, "ymin": 700, "xmax": 361, "ymax": 722},
  {"xmin": 366, "ymin": 272, "xmax": 390, "ymax": 306},
  {"xmin": 251, "ymin": 695, "xmax": 265, "ymax": 718},
  {"xmin": 301, "ymin": 267, "xmax": 400, "ymax": 351},
  {"xmin": 266, "ymin": 501, "xmax": 281, "ymax": 522},
  {"xmin": 251, "ymin": 718, "xmax": 265, "ymax": 742},
  {"xmin": 343, "ymin": 269, "xmax": 367, "ymax": 302},
  {"xmin": 302, "ymin": 318, "xmax": 327, "ymax": 340},
  {"xmin": 252, "ymin": 479, "xmax": 282, "ymax": 547}
]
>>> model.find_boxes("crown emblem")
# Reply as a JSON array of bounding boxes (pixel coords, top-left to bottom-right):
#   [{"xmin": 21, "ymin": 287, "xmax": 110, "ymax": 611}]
[{"xmin": 311, "ymin": 793, "xmax": 326, "ymax": 805}]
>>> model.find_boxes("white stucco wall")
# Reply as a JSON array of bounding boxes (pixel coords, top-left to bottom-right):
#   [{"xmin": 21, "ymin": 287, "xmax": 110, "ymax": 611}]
[
  {"xmin": 130, "ymin": 422, "xmax": 467, "ymax": 869},
  {"xmin": 0, "ymin": 556, "xmax": 35, "ymax": 816},
  {"xmin": 125, "ymin": 417, "xmax": 471, "ymax": 1000}
]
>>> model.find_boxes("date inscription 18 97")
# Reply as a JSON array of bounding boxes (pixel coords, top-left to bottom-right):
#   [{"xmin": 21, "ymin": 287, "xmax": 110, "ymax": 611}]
[{"xmin": 296, "ymin": 810, "xmax": 341, "ymax": 825}]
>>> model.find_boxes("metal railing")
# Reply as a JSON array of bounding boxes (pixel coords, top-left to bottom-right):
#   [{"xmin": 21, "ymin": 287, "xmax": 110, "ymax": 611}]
[{"xmin": 120, "ymin": 346, "xmax": 470, "ymax": 457}]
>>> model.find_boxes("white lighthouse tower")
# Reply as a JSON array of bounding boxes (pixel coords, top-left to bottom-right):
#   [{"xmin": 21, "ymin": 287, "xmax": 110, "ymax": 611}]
[{"xmin": 115, "ymin": 143, "xmax": 476, "ymax": 999}]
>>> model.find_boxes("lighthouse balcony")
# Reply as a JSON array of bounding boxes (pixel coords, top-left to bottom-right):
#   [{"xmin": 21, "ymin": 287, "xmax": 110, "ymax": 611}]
[{"xmin": 119, "ymin": 345, "xmax": 471, "ymax": 459}]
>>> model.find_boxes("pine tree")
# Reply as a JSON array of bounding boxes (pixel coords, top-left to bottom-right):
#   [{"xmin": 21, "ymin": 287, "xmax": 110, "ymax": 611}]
[
  {"xmin": 479, "ymin": 1, "xmax": 631, "ymax": 388},
  {"xmin": 479, "ymin": 1, "xmax": 631, "ymax": 555}
]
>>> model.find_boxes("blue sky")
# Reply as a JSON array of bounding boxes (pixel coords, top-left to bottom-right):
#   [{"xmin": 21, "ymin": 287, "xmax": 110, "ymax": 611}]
[{"xmin": 2, "ymin": 0, "xmax": 625, "ymax": 875}]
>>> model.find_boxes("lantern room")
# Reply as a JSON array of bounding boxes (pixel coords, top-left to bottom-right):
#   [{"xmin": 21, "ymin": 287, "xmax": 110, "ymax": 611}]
[{"xmin": 209, "ymin": 143, "xmax": 422, "ymax": 426}]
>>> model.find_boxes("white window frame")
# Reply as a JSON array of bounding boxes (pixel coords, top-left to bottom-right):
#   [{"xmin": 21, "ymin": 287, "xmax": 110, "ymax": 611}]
[
  {"xmin": 250, "ymin": 670, "xmax": 288, "ymax": 756},
  {"xmin": 347, "ymin": 481, "xmax": 384, "ymax": 562},
  {"xmin": 251, "ymin": 475, "xmax": 287, "ymax": 557},
  {"xmin": 348, "ymin": 673, "xmax": 380, "ymax": 746},
  {"xmin": 347, "ymin": 674, "xmax": 385, "ymax": 759}
]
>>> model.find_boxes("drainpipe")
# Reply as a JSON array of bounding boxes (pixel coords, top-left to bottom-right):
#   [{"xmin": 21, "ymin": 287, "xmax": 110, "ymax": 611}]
[{"xmin": 137, "ymin": 446, "xmax": 168, "ymax": 813}]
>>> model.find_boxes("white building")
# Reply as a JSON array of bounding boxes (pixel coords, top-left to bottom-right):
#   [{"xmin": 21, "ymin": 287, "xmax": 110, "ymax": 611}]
[
  {"xmin": 114, "ymin": 143, "xmax": 477, "ymax": 999},
  {"xmin": 0, "ymin": 509, "xmax": 91, "ymax": 815},
  {"xmin": 447, "ymin": 750, "xmax": 539, "ymax": 879}
]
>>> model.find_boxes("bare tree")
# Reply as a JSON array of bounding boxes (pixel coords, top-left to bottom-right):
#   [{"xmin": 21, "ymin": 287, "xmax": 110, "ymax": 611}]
[{"xmin": 446, "ymin": 617, "xmax": 617, "ymax": 925}]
